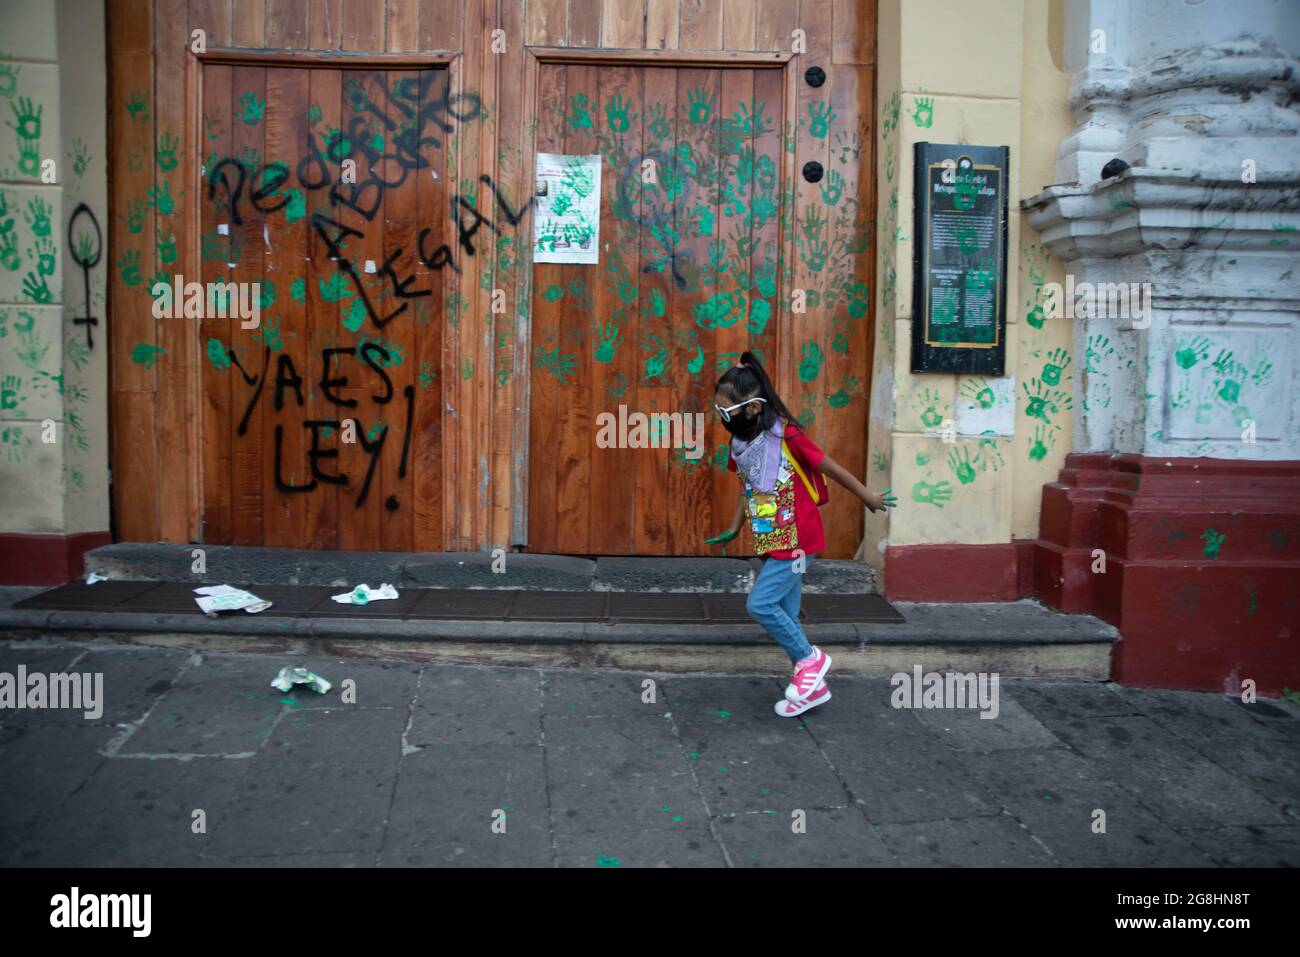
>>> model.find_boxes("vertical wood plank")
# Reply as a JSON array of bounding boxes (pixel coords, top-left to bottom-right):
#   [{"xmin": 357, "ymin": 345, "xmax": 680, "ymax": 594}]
[
  {"xmin": 386, "ymin": 0, "xmax": 419, "ymax": 51},
  {"xmin": 228, "ymin": 63, "xmax": 267, "ymax": 545},
  {"xmin": 645, "ymin": 0, "xmax": 678, "ymax": 50},
  {"xmin": 600, "ymin": 0, "xmax": 644, "ymax": 48},
  {"xmin": 190, "ymin": 0, "xmax": 234, "ymax": 45},
  {"xmin": 232, "ymin": 0, "xmax": 267, "ymax": 45},
  {"xmin": 341, "ymin": 0, "xmax": 382, "ymax": 49},
  {"xmin": 303, "ymin": 67, "xmax": 342, "ymax": 548},
  {"xmin": 723, "ymin": 0, "xmax": 756, "ymax": 50},
  {"xmin": 412, "ymin": 65, "xmax": 447, "ymax": 551},
  {"xmin": 267, "ymin": 0, "xmax": 309, "ymax": 47},
  {"xmin": 832, "ymin": 0, "xmax": 871, "ymax": 64},
  {"xmin": 418, "ymin": 0, "xmax": 462, "ymax": 50},
  {"xmin": 307, "ymin": 0, "xmax": 342, "ymax": 48},
  {"xmin": 754, "ymin": 0, "xmax": 796, "ymax": 53},
  {"xmin": 678, "ymin": 0, "xmax": 722, "ymax": 50},
  {"xmin": 568, "ymin": 0, "xmax": 601, "ymax": 47},
  {"xmin": 199, "ymin": 63, "xmax": 234, "ymax": 543},
  {"xmin": 526, "ymin": 62, "xmax": 566, "ymax": 551},
  {"xmin": 525, "ymin": 0, "xmax": 567, "ymax": 45}
]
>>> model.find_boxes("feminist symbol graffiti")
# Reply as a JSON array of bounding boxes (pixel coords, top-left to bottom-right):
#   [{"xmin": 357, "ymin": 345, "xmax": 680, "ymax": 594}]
[{"xmin": 67, "ymin": 202, "xmax": 102, "ymax": 349}]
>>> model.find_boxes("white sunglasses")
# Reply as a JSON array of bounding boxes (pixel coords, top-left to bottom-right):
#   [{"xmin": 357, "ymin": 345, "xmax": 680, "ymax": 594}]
[{"xmin": 714, "ymin": 396, "xmax": 766, "ymax": 422}]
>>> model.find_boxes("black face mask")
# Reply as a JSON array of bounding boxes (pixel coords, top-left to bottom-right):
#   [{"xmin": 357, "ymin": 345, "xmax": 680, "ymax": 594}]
[{"xmin": 723, "ymin": 408, "xmax": 763, "ymax": 440}]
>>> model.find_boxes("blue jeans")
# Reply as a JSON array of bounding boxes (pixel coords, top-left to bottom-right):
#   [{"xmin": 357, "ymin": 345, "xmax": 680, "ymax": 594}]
[{"xmin": 746, "ymin": 555, "xmax": 814, "ymax": 664}]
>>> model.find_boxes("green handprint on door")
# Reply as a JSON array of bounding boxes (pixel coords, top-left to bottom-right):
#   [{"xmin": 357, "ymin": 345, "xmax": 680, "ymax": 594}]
[
  {"xmin": 807, "ymin": 102, "xmax": 836, "ymax": 139},
  {"xmin": 594, "ymin": 321, "xmax": 622, "ymax": 364},
  {"xmin": 798, "ymin": 341, "xmax": 824, "ymax": 383},
  {"xmin": 687, "ymin": 86, "xmax": 715, "ymax": 125},
  {"xmin": 605, "ymin": 94, "xmax": 635, "ymax": 134},
  {"xmin": 568, "ymin": 93, "xmax": 593, "ymax": 131}
]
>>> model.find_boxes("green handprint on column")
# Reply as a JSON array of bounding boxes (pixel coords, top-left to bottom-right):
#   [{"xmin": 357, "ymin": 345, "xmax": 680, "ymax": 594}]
[
  {"xmin": 687, "ymin": 86, "xmax": 714, "ymax": 125},
  {"xmin": 1175, "ymin": 335, "xmax": 1210, "ymax": 369},
  {"xmin": 1041, "ymin": 348, "xmax": 1072, "ymax": 387},
  {"xmin": 912, "ymin": 480, "xmax": 953, "ymax": 508},
  {"xmin": 594, "ymin": 322, "xmax": 622, "ymax": 364},
  {"xmin": 126, "ymin": 198, "xmax": 144, "ymax": 234},
  {"xmin": 948, "ymin": 446, "xmax": 976, "ymax": 484},
  {"xmin": 798, "ymin": 342, "xmax": 824, "ymax": 383},
  {"xmin": 28, "ymin": 236, "xmax": 56, "ymax": 277},
  {"xmin": 820, "ymin": 169, "xmax": 844, "ymax": 206},
  {"xmin": 748, "ymin": 298, "xmax": 771, "ymax": 336},
  {"xmin": 156, "ymin": 132, "xmax": 181, "ymax": 172},
  {"xmin": 238, "ymin": 91, "xmax": 265, "ymax": 125},
  {"xmin": 0, "ymin": 63, "xmax": 19, "ymax": 99},
  {"xmin": 910, "ymin": 96, "xmax": 934, "ymax": 128},
  {"xmin": 21, "ymin": 273, "xmax": 51, "ymax": 302},
  {"xmin": 568, "ymin": 93, "xmax": 593, "ymax": 131},
  {"xmin": 807, "ymin": 102, "xmax": 836, "ymax": 139},
  {"xmin": 828, "ymin": 374, "xmax": 861, "ymax": 409},
  {"xmin": 24, "ymin": 198, "xmax": 51, "ymax": 237},
  {"xmin": 605, "ymin": 94, "xmax": 634, "ymax": 134},
  {"xmin": 0, "ymin": 225, "xmax": 17, "ymax": 272},
  {"xmin": 1084, "ymin": 334, "xmax": 1114, "ymax": 374},
  {"xmin": 846, "ymin": 280, "xmax": 870, "ymax": 319}
]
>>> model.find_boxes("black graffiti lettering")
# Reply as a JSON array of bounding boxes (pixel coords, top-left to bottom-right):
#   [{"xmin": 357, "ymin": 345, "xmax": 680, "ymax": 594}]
[
  {"xmin": 358, "ymin": 342, "xmax": 394, "ymax": 404},
  {"xmin": 353, "ymin": 423, "xmax": 388, "ymax": 508},
  {"xmin": 320, "ymin": 348, "xmax": 358, "ymax": 407},
  {"xmin": 251, "ymin": 162, "xmax": 291, "ymax": 215},
  {"xmin": 479, "ymin": 174, "xmax": 534, "ymax": 226},
  {"xmin": 381, "ymin": 248, "xmax": 432, "ymax": 300},
  {"xmin": 236, "ymin": 346, "xmax": 272, "ymax": 436},
  {"xmin": 67, "ymin": 202, "xmax": 102, "ymax": 349},
  {"xmin": 274, "ymin": 424, "xmax": 318, "ymax": 493},
  {"xmin": 398, "ymin": 384, "xmax": 414, "ymax": 479},
  {"xmin": 341, "ymin": 257, "xmax": 408, "ymax": 329},
  {"xmin": 273, "ymin": 353, "xmax": 305, "ymax": 412},
  {"xmin": 297, "ymin": 131, "xmax": 333, "ymax": 190},
  {"xmin": 304, "ymin": 420, "xmax": 346, "ymax": 485},
  {"xmin": 329, "ymin": 176, "xmax": 385, "ymax": 221},
  {"xmin": 208, "ymin": 158, "xmax": 248, "ymax": 225},
  {"xmin": 310, "ymin": 213, "xmax": 364, "ymax": 260},
  {"xmin": 453, "ymin": 195, "xmax": 497, "ymax": 255},
  {"xmin": 417, "ymin": 227, "xmax": 460, "ymax": 273}
]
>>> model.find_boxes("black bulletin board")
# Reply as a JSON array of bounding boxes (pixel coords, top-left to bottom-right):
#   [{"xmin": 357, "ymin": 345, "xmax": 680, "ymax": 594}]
[{"xmin": 911, "ymin": 142, "xmax": 1010, "ymax": 375}]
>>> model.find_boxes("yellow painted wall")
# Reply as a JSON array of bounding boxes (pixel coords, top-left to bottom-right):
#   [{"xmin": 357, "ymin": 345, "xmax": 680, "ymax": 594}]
[{"xmin": 866, "ymin": 0, "xmax": 1073, "ymax": 581}]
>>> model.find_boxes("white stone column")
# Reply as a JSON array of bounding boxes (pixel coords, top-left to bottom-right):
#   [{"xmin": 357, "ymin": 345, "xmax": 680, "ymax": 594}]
[{"xmin": 1023, "ymin": 0, "xmax": 1300, "ymax": 461}]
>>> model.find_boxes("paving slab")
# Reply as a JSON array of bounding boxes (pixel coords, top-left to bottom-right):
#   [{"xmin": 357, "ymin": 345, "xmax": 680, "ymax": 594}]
[
  {"xmin": 875, "ymin": 814, "xmax": 1059, "ymax": 867},
  {"xmin": 715, "ymin": 807, "xmax": 896, "ymax": 867}
]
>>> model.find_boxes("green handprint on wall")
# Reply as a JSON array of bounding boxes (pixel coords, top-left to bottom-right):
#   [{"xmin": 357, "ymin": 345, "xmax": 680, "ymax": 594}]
[
  {"xmin": 542, "ymin": 283, "xmax": 564, "ymax": 303},
  {"xmin": 117, "ymin": 249, "xmax": 142, "ymax": 286},
  {"xmin": 948, "ymin": 446, "xmax": 976, "ymax": 484},
  {"xmin": 130, "ymin": 343, "xmax": 166, "ymax": 368},
  {"xmin": 912, "ymin": 480, "xmax": 953, "ymax": 508},
  {"xmin": 126, "ymin": 198, "xmax": 144, "ymax": 234},
  {"xmin": 960, "ymin": 377, "xmax": 996, "ymax": 410},
  {"xmin": 646, "ymin": 102, "xmax": 671, "ymax": 142},
  {"xmin": 29, "ymin": 236, "xmax": 56, "ymax": 277},
  {"xmin": 157, "ymin": 232, "xmax": 177, "ymax": 266},
  {"xmin": 910, "ymin": 96, "xmax": 934, "ymax": 128},
  {"xmin": 0, "ymin": 63, "xmax": 20, "ymax": 99},
  {"xmin": 917, "ymin": 387, "xmax": 945, "ymax": 429},
  {"xmin": 748, "ymin": 298, "xmax": 772, "ymax": 336},
  {"xmin": 319, "ymin": 273, "xmax": 352, "ymax": 302},
  {"xmin": 1041, "ymin": 348, "xmax": 1072, "ymax": 387},
  {"xmin": 687, "ymin": 344, "xmax": 705, "ymax": 375},
  {"xmin": 206, "ymin": 338, "xmax": 231, "ymax": 370},
  {"xmin": 125, "ymin": 90, "xmax": 148, "ymax": 121},
  {"xmin": 535, "ymin": 346, "xmax": 576, "ymax": 383}
]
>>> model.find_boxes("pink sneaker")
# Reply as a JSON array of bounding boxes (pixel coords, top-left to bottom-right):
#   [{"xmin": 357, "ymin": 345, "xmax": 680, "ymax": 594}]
[
  {"xmin": 785, "ymin": 646, "xmax": 832, "ymax": 702},
  {"xmin": 775, "ymin": 680, "xmax": 830, "ymax": 716}
]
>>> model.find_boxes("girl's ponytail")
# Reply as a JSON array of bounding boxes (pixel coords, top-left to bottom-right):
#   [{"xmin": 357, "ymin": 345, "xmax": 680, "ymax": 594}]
[{"xmin": 717, "ymin": 351, "xmax": 803, "ymax": 431}]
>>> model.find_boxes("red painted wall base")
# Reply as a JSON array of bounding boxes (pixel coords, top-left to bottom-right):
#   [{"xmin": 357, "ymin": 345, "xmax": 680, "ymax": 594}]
[
  {"xmin": 0, "ymin": 531, "xmax": 112, "ymax": 585},
  {"xmin": 1031, "ymin": 454, "xmax": 1299, "ymax": 695}
]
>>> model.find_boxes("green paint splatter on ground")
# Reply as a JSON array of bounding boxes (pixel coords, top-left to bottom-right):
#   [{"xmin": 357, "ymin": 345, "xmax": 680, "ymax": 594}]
[
  {"xmin": 715, "ymin": 710, "xmax": 731, "ymax": 719},
  {"xmin": 595, "ymin": 856, "xmax": 621, "ymax": 868}
]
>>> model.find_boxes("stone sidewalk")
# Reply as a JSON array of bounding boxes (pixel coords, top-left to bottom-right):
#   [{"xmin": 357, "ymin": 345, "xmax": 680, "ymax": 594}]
[{"xmin": 1, "ymin": 635, "xmax": 1297, "ymax": 868}]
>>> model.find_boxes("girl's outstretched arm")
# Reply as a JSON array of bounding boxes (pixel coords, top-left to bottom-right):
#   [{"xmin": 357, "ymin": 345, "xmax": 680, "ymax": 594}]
[{"xmin": 817, "ymin": 454, "xmax": 896, "ymax": 512}]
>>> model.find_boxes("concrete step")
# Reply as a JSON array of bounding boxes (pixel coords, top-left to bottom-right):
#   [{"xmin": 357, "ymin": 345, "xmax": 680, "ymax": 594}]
[
  {"xmin": 82, "ymin": 543, "xmax": 879, "ymax": 594},
  {"xmin": 0, "ymin": 584, "xmax": 1118, "ymax": 679}
]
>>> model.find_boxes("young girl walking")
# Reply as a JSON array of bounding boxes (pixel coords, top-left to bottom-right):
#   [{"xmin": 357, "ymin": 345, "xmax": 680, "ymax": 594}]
[{"xmin": 706, "ymin": 353, "xmax": 897, "ymax": 717}]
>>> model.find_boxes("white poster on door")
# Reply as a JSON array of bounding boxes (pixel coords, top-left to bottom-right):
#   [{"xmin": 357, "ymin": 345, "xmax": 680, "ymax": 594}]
[{"xmin": 533, "ymin": 153, "xmax": 601, "ymax": 264}]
